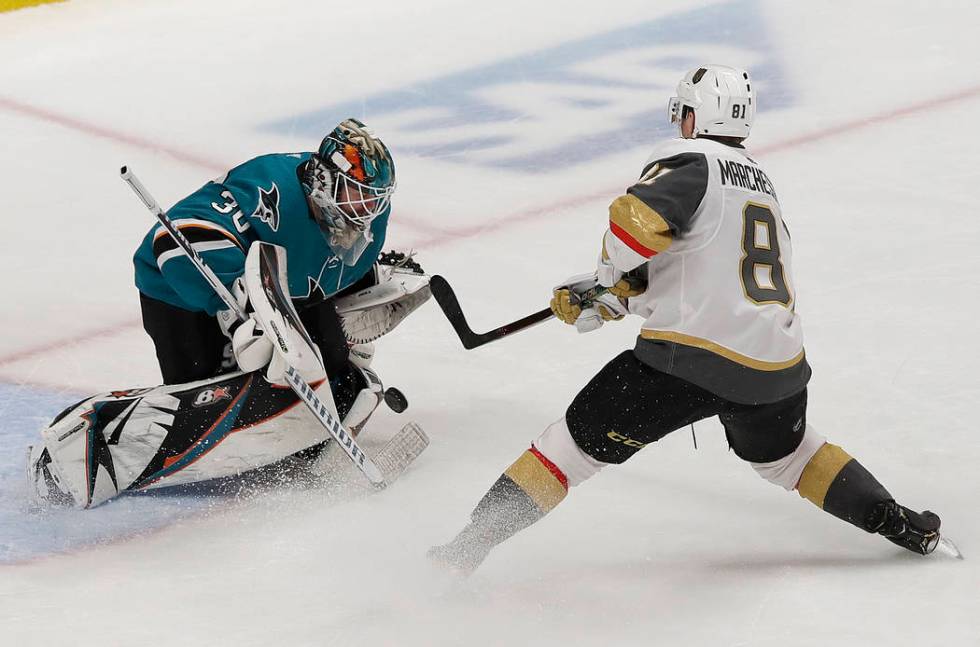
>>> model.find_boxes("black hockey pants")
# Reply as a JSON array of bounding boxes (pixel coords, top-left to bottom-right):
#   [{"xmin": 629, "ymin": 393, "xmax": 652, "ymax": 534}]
[{"xmin": 566, "ymin": 350, "xmax": 807, "ymax": 465}]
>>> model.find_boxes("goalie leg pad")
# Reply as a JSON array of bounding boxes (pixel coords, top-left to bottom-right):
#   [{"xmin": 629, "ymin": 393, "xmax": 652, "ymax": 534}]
[
  {"xmin": 26, "ymin": 444, "xmax": 75, "ymax": 507},
  {"xmin": 27, "ymin": 373, "xmax": 336, "ymax": 508},
  {"xmin": 342, "ymin": 366, "xmax": 386, "ymax": 434}
]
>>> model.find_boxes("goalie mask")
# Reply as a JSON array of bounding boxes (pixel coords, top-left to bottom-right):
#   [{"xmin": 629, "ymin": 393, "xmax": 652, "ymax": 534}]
[
  {"xmin": 668, "ymin": 64, "xmax": 754, "ymax": 139},
  {"xmin": 302, "ymin": 118, "xmax": 396, "ymax": 264}
]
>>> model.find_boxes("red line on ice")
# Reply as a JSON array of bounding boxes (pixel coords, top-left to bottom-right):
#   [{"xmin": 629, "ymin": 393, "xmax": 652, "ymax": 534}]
[
  {"xmin": 0, "ymin": 96, "xmax": 228, "ymax": 171},
  {"xmin": 753, "ymin": 84, "xmax": 980, "ymax": 155},
  {"xmin": 1, "ymin": 84, "xmax": 978, "ymax": 369},
  {"xmin": 0, "ymin": 318, "xmax": 141, "ymax": 369},
  {"xmin": 2, "ymin": 83, "xmax": 978, "ymax": 568}
]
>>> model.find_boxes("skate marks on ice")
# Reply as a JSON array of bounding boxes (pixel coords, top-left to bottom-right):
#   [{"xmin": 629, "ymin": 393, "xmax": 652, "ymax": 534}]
[{"xmin": 0, "ymin": 382, "xmax": 417, "ymax": 565}]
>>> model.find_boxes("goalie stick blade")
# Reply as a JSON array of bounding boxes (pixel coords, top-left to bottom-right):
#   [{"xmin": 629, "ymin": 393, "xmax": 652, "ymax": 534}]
[
  {"xmin": 429, "ymin": 275, "xmax": 554, "ymax": 350},
  {"xmin": 372, "ymin": 422, "xmax": 429, "ymax": 484},
  {"xmin": 283, "ymin": 366, "xmax": 387, "ymax": 488}
]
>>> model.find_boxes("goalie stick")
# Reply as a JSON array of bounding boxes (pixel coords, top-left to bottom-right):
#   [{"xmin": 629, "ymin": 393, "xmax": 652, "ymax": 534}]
[{"xmin": 120, "ymin": 166, "xmax": 426, "ymax": 489}]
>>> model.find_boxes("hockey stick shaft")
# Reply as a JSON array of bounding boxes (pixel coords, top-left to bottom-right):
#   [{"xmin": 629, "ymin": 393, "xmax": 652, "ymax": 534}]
[
  {"xmin": 429, "ymin": 275, "xmax": 612, "ymax": 350},
  {"xmin": 121, "ymin": 167, "xmax": 246, "ymax": 321},
  {"xmin": 428, "ymin": 275, "xmax": 553, "ymax": 349},
  {"xmin": 121, "ymin": 166, "xmax": 389, "ymax": 488}
]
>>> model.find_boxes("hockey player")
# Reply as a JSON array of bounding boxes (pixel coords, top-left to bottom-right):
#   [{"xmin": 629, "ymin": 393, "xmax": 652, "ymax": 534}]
[
  {"xmin": 27, "ymin": 119, "xmax": 430, "ymax": 507},
  {"xmin": 135, "ymin": 117, "xmax": 399, "ymax": 389},
  {"xmin": 430, "ymin": 65, "xmax": 947, "ymax": 574}
]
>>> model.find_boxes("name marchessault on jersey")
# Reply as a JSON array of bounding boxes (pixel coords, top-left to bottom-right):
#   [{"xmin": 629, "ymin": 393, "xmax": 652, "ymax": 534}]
[{"xmin": 718, "ymin": 158, "xmax": 778, "ymax": 201}]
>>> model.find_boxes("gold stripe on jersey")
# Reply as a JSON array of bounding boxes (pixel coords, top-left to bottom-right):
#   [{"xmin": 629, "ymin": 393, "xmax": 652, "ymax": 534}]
[
  {"xmin": 504, "ymin": 450, "xmax": 567, "ymax": 513},
  {"xmin": 797, "ymin": 444, "xmax": 853, "ymax": 508},
  {"xmin": 640, "ymin": 329, "xmax": 805, "ymax": 370},
  {"xmin": 608, "ymin": 194, "xmax": 673, "ymax": 254}
]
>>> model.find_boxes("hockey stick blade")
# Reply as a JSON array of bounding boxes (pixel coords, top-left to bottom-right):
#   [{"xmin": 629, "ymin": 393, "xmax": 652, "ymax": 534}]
[
  {"xmin": 371, "ymin": 422, "xmax": 429, "ymax": 484},
  {"xmin": 283, "ymin": 365, "xmax": 386, "ymax": 487},
  {"xmin": 429, "ymin": 275, "xmax": 553, "ymax": 350}
]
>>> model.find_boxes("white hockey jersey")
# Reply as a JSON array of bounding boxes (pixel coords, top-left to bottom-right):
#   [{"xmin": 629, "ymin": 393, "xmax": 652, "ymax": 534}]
[{"xmin": 600, "ymin": 137, "xmax": 810, "ymax": 404}]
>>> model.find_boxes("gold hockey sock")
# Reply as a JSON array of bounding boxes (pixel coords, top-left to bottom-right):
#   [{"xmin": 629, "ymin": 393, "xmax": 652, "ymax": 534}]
[
  {"xmin": 430, "ymin": 447, "xmax": 569, "ymax": 574},
  {"xmin": 797, "ymin": 443, "xmax": 892, "ymax": 531}
]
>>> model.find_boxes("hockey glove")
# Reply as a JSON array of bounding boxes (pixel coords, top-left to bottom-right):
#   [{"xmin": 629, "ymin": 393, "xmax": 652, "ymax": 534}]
[
  {"xmin": 217, "ymin": 277, "xmax": 274, "ymax": 373},
  {"xmin": 348, "ymin": 342, "xmax": 375, "ymax": 369},
  {"xmin": 550, "ymin": 273, "xmax": 629, "ymax": 334},
  {"xmin": 237, "ymin": 244, "xmax": 327, "ymax": 386},
  {"xmin": 607, "ymin": 275, "xmax": 646, "ymax": 298},
  {"xmin": 334, "ymin": 250, "xmax": 431, "ymax": 344},
  {"xmin": 265, "ymin": 347, "xmax": 326, "ymax": 385}
]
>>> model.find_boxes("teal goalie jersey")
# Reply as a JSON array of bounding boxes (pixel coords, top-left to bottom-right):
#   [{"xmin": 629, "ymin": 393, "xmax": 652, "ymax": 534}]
[{"xmin": 134, "ymin": 153, "xmax": 389, "ymax": 315}]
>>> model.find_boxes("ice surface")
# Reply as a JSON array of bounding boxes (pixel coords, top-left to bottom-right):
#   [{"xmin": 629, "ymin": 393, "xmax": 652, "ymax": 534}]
[{"xmin": 1, "ymin": 1, "xmax": 977, "ymax": 645}]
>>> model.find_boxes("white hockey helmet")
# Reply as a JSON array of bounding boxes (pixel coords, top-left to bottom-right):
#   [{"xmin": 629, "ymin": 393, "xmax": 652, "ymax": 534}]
[{"xmin": 668, "ymin": 64, "xmax": 755, "ymax": 139}]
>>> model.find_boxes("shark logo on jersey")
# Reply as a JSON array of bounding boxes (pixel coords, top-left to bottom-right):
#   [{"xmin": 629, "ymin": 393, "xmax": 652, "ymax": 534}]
[
  {"xmin": 251, "ymin": 183, "xmax": 281, "ymax": 231},
  {"xmin": 302, "ymin": 276, "xmax": 329, "ymax": 305}
]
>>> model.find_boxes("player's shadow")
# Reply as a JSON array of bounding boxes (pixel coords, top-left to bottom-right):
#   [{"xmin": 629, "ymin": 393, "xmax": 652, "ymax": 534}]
[
  {"xmin": 540, "ymin": 551, "xmax": 924, "ymax": 587},
  {"xmin": 701, "ymin": 550, "xmax": 929, "ymax": 570}
]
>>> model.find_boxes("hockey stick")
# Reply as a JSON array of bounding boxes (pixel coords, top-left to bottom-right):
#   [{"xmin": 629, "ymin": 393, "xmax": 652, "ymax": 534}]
[
  {"xmin": 121, "ymin": 166, "xmax": 425, "ymax": 488},
  {"xmin": 429, "ymin": 275, "xmax": 614, "ymax": 350},
  {"xmin": 428, "ymin": 275, "xmax": 554, "ymax": 350}
]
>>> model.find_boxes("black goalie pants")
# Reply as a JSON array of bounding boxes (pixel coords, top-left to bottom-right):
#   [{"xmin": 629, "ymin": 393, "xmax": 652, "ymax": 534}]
[
  {"xmin": 138, "ymin": 293, "xmax": 360, "ymax": 415},
  {"xmin": 566, "ymin": 350, "xmax": 808, "ymax": 465}
]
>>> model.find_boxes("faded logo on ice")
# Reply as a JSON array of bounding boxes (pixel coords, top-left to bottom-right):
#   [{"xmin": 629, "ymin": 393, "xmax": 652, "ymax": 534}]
[{"xmin": 265, "ymin": 0, "xmax": 791, "ymax": 172}]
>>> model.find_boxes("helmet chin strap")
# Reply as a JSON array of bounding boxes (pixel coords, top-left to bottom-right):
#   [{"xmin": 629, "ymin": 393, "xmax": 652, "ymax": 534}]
[
  {"xmin": 329, "ymin": 222, "xmax": 368, "ymax": 249},
  {"xmin": 330, "ymin": 226, "xmax": 373, "ymax": 266}
]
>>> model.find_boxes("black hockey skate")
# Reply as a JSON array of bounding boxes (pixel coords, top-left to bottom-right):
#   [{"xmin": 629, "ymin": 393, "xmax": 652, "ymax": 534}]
[
  {"xmin": 427, "ymin": 543, "xmax": 487, "ymax": 577},
  {"xmin": 868, "ymin": 501, "xmax": 941, "ymax": 555},
  {"xmin": 427, "ymin": 524, "xmax": 496, "ymax": 577}
]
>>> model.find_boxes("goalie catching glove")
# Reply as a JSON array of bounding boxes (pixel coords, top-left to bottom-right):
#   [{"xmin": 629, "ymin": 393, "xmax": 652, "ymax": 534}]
[{"xmin": 335, "ymin": 250, "xmax": 431, "ymax": 344}]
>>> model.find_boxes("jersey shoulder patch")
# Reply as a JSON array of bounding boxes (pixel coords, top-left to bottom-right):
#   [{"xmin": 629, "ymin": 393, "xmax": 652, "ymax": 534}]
[
  {"xmin": 221, "ymin": 153, "xmax": 311, "ymax": 235},
  {"xmin": 627, "ymin": 148, "xmax": 709, "ymax": 235}
]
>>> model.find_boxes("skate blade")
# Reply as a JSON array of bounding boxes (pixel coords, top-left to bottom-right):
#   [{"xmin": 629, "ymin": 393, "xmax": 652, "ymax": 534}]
[{"xmin": 934, "ymin": 536, "xmax": 964, "ymax": 560}]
